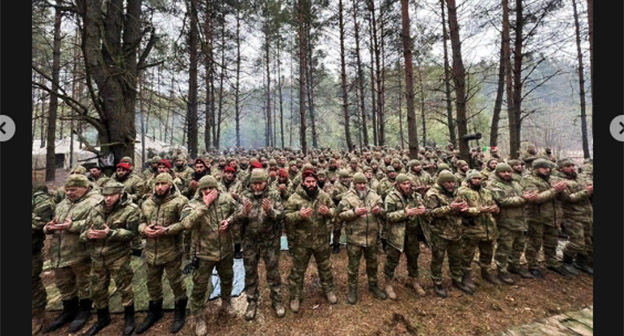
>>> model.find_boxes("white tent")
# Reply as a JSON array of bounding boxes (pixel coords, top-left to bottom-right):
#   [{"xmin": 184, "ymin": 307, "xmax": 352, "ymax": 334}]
[{"xmin": 32, "ymin": 136, "xmax": 98, "ymax": 170}]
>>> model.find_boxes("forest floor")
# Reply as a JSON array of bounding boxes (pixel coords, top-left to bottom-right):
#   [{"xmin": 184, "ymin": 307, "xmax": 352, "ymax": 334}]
[{"xmin": 40, "ymin": 244, "xmax": 593, "ymax": 336}]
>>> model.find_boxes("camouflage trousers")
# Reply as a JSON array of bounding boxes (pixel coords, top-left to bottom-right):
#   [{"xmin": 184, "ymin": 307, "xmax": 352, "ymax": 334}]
[
  {"xmin": 495, "ymin": 227, "xmax": 527, "ymax": 273},
  {"xmin": 430, "ymin": 234, "xmax": 463, "ymax": 285},
  {"xmin": 562, "ymin": 217, "xmax": 593, "ymax": 261},
  {"xmin": 384, "ymin": 232, "xmax": 421, "ymax": 281},
  {"xmin": 145, "ymin": 256, "xmax": 186, "ymax": 301},
  {"xmin": 526, "ymin": 221, "xmax": 559, "ymax": 269},
  {"xmin": 91, "ymin": 254, "xmax": 134, "ymax": 309},
  {"xmin": 288, "ymin": 244, "xmax": 334, "ymax": 301},
  {"xmin": 32, "ymin": 253, "xmax": 47, "ymax": 310},
  {"xmin": 190, "ymin": 255, "xmax": 233, "ymax": 314},
  {"xmin": 461, "ymin": 237, "xmax": 494, "ymax": 273},
  {"xmin": 284, "ymin": 220, "xmax": 296, "ymax": 250},
  {"xmin": 243, "ymin": 233, "xmax": 282, "ymax": 304},
  {"xmin": 347, "ymin": 243, "xmax": 379, "ymax": 290},
  {"xmin": 332, "ymin": 220, "xmax": 344, "ymax": 246},
  {"xmin": 183, "ymin": 231, "xmax": 192, "ymax": 261},
  {"xmin": 54, "ymin": 259, "xmax": 91, "ymax": 301}
]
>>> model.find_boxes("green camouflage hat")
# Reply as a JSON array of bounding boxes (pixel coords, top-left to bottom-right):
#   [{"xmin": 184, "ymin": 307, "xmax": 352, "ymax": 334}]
[
  {"xmin": 395, "ymin": 173, "xmax": 410, "ymax": 185},
  {"xmin": 101, "ymin": 180, "xmax": 125, "ymax": 195},
  {"xmin": 466, "ymin": 170, "xmax": 482, "ymax": 180},
  {"xmin": 495, "ymin": 163, "xmax": 513, "ymax": 173},
  {"xmin": 557, "ymin": 158, "xmax": 575, "ymax": 168},
  {"xmin": 154, "ymin": 173, "xmax": 173, "ymax": 185},
  {"xmin": 70, "ymin": 165, "xmax": 87, "ymax": 175},
  {"xmin": 437, "ymin": 170, "xmax": 456, "ymax": 184},
  {"xmin": 385, "ymin": 166, "xmax": 396, "ymax": 173},
  {"xmin": 532, "ymin": 159, "xmax": 552, "ymax": 169},
  {"xmin": 508, "ymin": 159, "xmax": 522, "ymax": 167},
  {"xmin": 65, "ymin": 174, "xmax": 90, "ymax": 188},
  {"xmin": 353, "ymin": 172, "xmax": 367, "ymax": 184},
  {"xmin": 198, "ymin": 175, "xmax": 218, "ymax": 189},
  {"xmin": 250, "ymin": 168, "xmax": 269, "ymax": 183},
  {"xmin": 339, "ymin": 169, "xmax": 352, "ymax": 178},
  {"xmin": 455, "ymin": 160, "xmax": 468, "ymax": 168},
  {"xmin": 120, "ymin": 156, "xmax": 133, "ymax": 164}
]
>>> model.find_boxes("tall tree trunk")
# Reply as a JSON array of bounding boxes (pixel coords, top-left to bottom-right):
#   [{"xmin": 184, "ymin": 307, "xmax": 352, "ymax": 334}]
[
  {"xmin": 368, "ymin": 20, "xmax": 377, "ymax": 146},
  {"xmin": 277, "ymin": 38, "xmax": 285, "ymax": 148},
  {"xmin": 46, "ymin": 3, "xmax": 62, "ymax": 179},
  {"xmin": 235, "ymin": 1, "xmax": 241, "ymax": 147},
  {"xmin": 289, "ymin": 47, "xmax": 294, "ymax": 147},
  {"xmin": 297, "ymin": 0, "xmax": 308, "ymax": 154},
  {"xmin": 440, "ymin": 0, "xmax": 456, "ymax": 147},
  {"xmin": 572, "ymin": 0, "xmax": 590, "ymax": 158},
  {"xmin": 339, "ymin": 0, "xmax": 353, "ymax": 150},
  {"xmin": 216, "ymin": 11, "xmax": 226, "ymax": 149},
  {"xmin": 69, "ymin": 31, "xmax": 80, "ymax": 167},
  {"xmin": 400, "ymin": 0, "xmax": 418, "ymax": 158},
  {"xmin": 306, "ymin": 27, "xmax": 318, "ymax": 148},
  {"xmin": 376, "ymin": 1, "xmax": 385, "ymax": 146},
  {"xmin": 204, "ymin": 0, "xmax": 213, "ymax": 150},
  {"xmin": 490, "ymin": 36, "xmax": 505, "ymax": 147},
  {"xmin": 446, "ymin": 0, "xmax": 469, "ymax": 162},
  {"xmin": 418, "ymin": 65, "xmax": 426, "ymax": 146},
  {"xmin": 139, "ymin": 73, "xmax": 146, "ymax": 167},
  {"xmin": 510, "ymin": 0, "xmax": 524, "ymax": 158},
  {"xmin": 586, "ymin": 0, "xmax": 593, "ymax": 120},
  {"xmin": 397, "ymin": 60, "xmax": 404, "ymax": 149},
  {"xmin": 502, "ymin": 0, "xmax": 515, "ymax": 157},
  {"xmin": 264, "ymin": 6, "xmax": 272, "ymax": 147},
  {"xmin": 352, "ymin": 0, "xmax": 368, "ymax": 147},
  {"xmin": 187, "ymin": 0, "xmax": 199, "ymax": 158}
]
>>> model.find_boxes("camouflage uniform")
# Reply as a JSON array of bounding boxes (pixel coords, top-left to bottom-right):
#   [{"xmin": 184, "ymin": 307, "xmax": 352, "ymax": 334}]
[
  {"xmin": 113, "ymin": 172, "xmax": 145, "ymax": 204},
  {"xmin": 139, "ymin": 182, "xmax": 189, "ymax": 302},
  {"xmin": 81, "ymin": 189, "xmax": 139, "ymax": 310},
  {"xmin": 285, "ymin": 184, "xmax": 336, "ymax": 301},
  {"xmin": 337, "ymin": 187, "xmax": 383, "ymax": 291},
  {"xmin": 173, "ymin": 163, "xmax": 194, "ymax": 182},
  {"xmin": 330, "ymin": 175, "xmax": 351, "ymax": 249},
  {"xmin": 32, "ymin": 185, "xmax": 54, "ymax": 310},
  {"xmin": 487, "ymin": 169, "xmax": 528, "ymax": 275},
  {"xmin": 376, "ymin": 173, "xmax": 397, "ymax": 200}
]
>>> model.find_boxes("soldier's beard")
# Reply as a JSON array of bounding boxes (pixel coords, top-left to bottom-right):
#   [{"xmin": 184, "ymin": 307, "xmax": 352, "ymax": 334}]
[
  {"xmin": 154, "ymin": 188, "xmax": 170, "ymax": 200},
  {"xmin": 357, "ymin": 189, "xmax": 368, "ymax": 199},
  {"xmin": 470, "ymin": 183, "xmax": 481, "ymax": 191},
  {"xmin": 304, "ymin": 185, "xmax": 319, "ymax": 198},
  {"xmin": 318, "ymin": 180, "xmax": 325, "ymax": 188},
  {"xmin": 240, "ymin": 164, "xmax": 248, "ymax": 170}
]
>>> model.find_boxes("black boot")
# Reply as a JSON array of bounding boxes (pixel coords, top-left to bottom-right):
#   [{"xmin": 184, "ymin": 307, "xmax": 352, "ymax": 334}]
[
  {"xmin": 575, "ymin": 255, "xmax": 594, "ymax": 275},
  {"xmin": 123, "ymin": 304, "xmax": 135, "ymax": 335},
  {"xmin": 452, "ymin": 279, "xmax": 474, "ymax": 295},
  {"xmin": 547, "ymin": 264, "xmax": 572, "ymax": 277},
  {"xmin": 170, "ymin": 297, "xmax": 188, "ymax": 333},
  {"xmin": 562, "ymin": 255, "xmax": 580, "ymax": 276},
  {"xmin": 44, "ymin": 297, "xmax": 78, "ymax": 333},
  {"xmin": 234, "ymin": 243, "xmax": 243, "ymax": 259},
  {"xmin": 462, "ymin": 272, "xmax": 476, "ymax": 291},
  {"xmin": 135, "ymin": 299, "xmax": 163, "ymax": 334},
  {"xmin": 67, "ymin": 298, "xmax": 92, "ymax": 333},
  {"xmin": 434, "ymin": 283, "xmax": 448, "ymax": 298},
  {"xmin": 332, "ymin": 243, "xmax": 340, "ymax": 254},
  {"xmin": 369, "ymin": 285, "xmax": 387, "ymax": 300},
  {"xmin": 381, "ymin": 238, "xmax": 388, "ymax": 252},
  {"xmin": 347, "ymin": 287, "xmax": 358, "ymax": 305},
  {"xmin": 84, "ymin": 307, "xmax": 111, "ymax": 336},
  {"xmin": 481, "ymin": 269, "xmax": 501, "ymax": 285}
]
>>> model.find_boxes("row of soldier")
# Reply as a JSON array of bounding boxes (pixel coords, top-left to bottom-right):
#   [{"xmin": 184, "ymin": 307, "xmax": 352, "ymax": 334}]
[{"xmin": 32, "ymin": 145, "xmax": 593, "ymax": 336}]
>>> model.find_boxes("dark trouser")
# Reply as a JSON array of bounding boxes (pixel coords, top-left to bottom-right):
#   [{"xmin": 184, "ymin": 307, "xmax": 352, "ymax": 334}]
[
  {"xmin": 430, "ymin": 234, "xmax": 463, "ymax": 285},
  {"xmin": 384, "ymin": 232, "xmax": 420, "ymax": 281},
  {"xmin": 347, "ymin": 243, "xmax": 378, "ymax": 290},
  {"xmin": 190, "ymin": 255, "xmax": 233, "ymax": 314},
  {"xmin": 243, "ymin": 233, "xmax": 282, "ymax": 304},
  {"xmin": 288, "ymin": 244, "xmax": 334, "ymax": 301},
  {"xmin": 145, "ymin": 256, "xmax": 186, "ymax": 302},
  {"xmin": 32, "ymin": 253, "xmax": 47, "ymax": 310},
  {"xmin": 461, "ymin": 237, "xmax": 494, "ymax": 272},
  {"xmin": 495, "ymin": 227, "xmax": 526, "ymax": 273},
  {"xmin": 562, "ymin": 217, "xmax": 593, "ymax": 262},
  {"xmin": 526, "ymin": 221, "xmax": 559, "ymax": 269}
]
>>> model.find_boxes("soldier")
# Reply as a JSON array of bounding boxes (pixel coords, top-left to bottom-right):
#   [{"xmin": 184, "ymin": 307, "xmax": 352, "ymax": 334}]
[
  {"xmin": 173, "ymin": 154, "xmax": 194, "ymax": 182},
  {"xmin": 326, "ymin": 158, "xmax": 340, "ymax": 184},
  {"xmin": 32, "ymin": 183, "xmax": 54, "ymax": 334},
  {"xmin": 43, "ymin": 174, "xmax": 101, "ymax": 333},
  {"xmin": 87, "ymin": 165, "xmax": 109, "ymax": 188},
  {"xmin": 317, "ymin": 169, "xmax": 333, "ymax": 194},
  {"xmin": 363, "ymin": 165, "xmax": 379, "ymax": 191},
  {"xmin": 220, "ymin": 166, "xmax": 243, "ymax": 196},
  {"xmin": 145, "ymin": 159, "xmax": 185, "ymax": 193},
  {"xmin": 487, "ymin": 163, "xmax": 537, "ymax": 285},
  {"xmin": 376, "ymin": 166, "xmax": 397, "ymax": 200},
  {"xmin": 81, "ymin": 181, "xmax": 139, "ymax": 336},
  {"xmin": 330, "ymin": 169, "xmax": 352, "ymax": 253},
  {"xmin": 425, "ymin": 171, "xmax": 473, "ymax": 297},
  {"xmin": 136, "ymin": 173, "xmax": 189, "ymax": 334},
  {"xmin": 508, "ymin": 159, "xmax": 524, "ymax": 182},
  {"xmin": 182, "ymin": 158, "xmax": 210, "ymax": 199},
  {"xmin": 454, "ymin": 160, "xmax": 470, "ymax": 186},
  {"xmin": 112, "ymin": 162, "xmax": 145, "ymax": 204},
  {"xmin": 457, "ymin": 170, "xmax": 501, "ymax": 290},
  {"xmin": 521, "ymin": 144, "xmax": 539, "ymax": 167},
  {"xmin": 520, "ymin": 159, "xmax": 570, "ymax": 278},
  {"xmin": 142, "ymin": 156, "xmax": 161, "ymax": 180},
  {"xmin": 338, "ymin": 173, "xmax": 387, "ymax": 304},
  {"xmin": 165, "ymin": 176, "xmax": 241, "ymax": 336},
  {"xmin": 238, "ymin": 169, "xmax": 286, "ymax": 320},
  {"xmin": 390, "ymin": 157, "xmax": 404, "ymax": 174},
  {"xmin": 406, "ymin": 160, "xmax": 433, "ymax": 197},
  {"xmin": 285, "ymin": 169, "xmax": 337, "ymax": 312},
  {"xmin": 481, "ymin": 158, "xmax": 498, "ymax": 185},
  {"xmin": 347, "ymin": 157, "xmax": 362, "ymax": 175},
  {"xmin": 557, "ymin": 158, "xmax": 594, "ymax": 275}
]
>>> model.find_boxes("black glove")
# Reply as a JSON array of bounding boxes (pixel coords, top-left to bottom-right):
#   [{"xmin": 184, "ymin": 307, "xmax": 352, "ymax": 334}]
[{"xmin": 131, "ymin": 248, "xmax": 142, "ymax": 257}]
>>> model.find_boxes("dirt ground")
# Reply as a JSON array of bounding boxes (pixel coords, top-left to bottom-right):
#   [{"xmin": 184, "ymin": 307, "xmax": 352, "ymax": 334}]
[{"xmin": 40, "ymin": 244, "xmax": 593, "ymax": 336}]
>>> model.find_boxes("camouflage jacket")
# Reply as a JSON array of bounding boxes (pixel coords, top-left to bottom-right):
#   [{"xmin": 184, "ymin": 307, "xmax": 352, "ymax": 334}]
[
  {"xmin": 331, "ymin": 181, "xmax": 351, "ymax": 206},
  {"xmin": 181, "ymin": 171, "xmax": 209, "ymax": 199},
  {"xmin": 47, "ymin": 188, "xmax": 102, "ymax": 268},
  {"xmin": 338, "ymin": 188, "xmax": 383, "ymax": 247},
  {"xmin": 384, "ymin": 188, "xmax": 425, "ymax": 251},
  {"xmin": 270, "ymin": 179, "xmax": 295, "ymax": 202},
  {"xmin": 219, "ymin": 178, "xmax": 243, "ymax": 197},
  {"xmin": 139, "ymin": 189, "xmax": 189, "ymax": 265},
  {"xmin": 557, "ymin": 172, "xmax": 593, "ymax": 219},
  {"xmin": 89, "ymin": 174, "xmax": 110, "ymax": 188},
  {"xmin": 173, "ymin": 165, "xmax": 194, "ymax": 182},
  {"xmin": 376, "ymin": 178, "xmax": 396, "ymax": 200},
  {"xmin": 142, "ymin": 167, "xmax": 158, "ymax": 180},
  {"xmin": 486, "ymin": 175, "xmax": 527, "ymax": 231},
  {"xmin": 113, "ymin": 173, "xmax": 146, "ymax": 203},
  {"xmin": 145, "ymin": 174, "xmax": 184, "ymax": 197},
  {"xmin": 284, "ymin": 185, "xmax": 335, "ymax": 249},
  {"xmin": 81, "ymin": 193, "xmax": 140, "ymax": 263},
  {"xmin": 239, "ymin": 187, "xmax": 284, "ymax": 239},
  {"xmin": 326, "ymin": 168, "xmax": 339, "ymax": 183},
  {"xmin": 457, "ymin": 186, "xmax": 498, "ymax": 241},
  {"xmin": 408, "ymin": 171, "xmax": 434, "ymax": 195},
  {"xmin": 520, "ymin": 172, "xmax": 563, "ymax": 227},
  {"xmin": 425, "ymin": 184, "xmax": 463, "ymax": 241},
  {"xmin": 168, "ymin": 191, "xmax": 242, "ymax": 262},
  {"xmin": 32, "ymin": 189, "xmax": 55, "ymax": 254},
  {"xmin": 480, "ymin": 167, "xmax": 495, "ymax": 185},
  {"xmin": 368, "ymin": 178, "xmax": 380, "ymax": 193}
]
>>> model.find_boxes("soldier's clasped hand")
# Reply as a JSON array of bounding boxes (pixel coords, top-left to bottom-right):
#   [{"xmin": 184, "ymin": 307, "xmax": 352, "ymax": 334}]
[
  {"xmin": 219, "ymin": 219, "xmax": 229, "ymax": 231},
  {"xmin": 243, "ymin": 199, "xmax": 253, "ymax": 215},
  {"xmin": 552, "ymin": 181, "xmax": 567, "ymax": 192},
  {"xmin": 300, "ymin": 207, "xmax": 313, "ymax": 218},
  {"xmin": 262, "ymin": 198, "xmax": 273, "ymax": 213},
  {"xmin": 371, "ymin": 206, "xmax": 382, "ymax": 215},
  {"xmin": 318, "ymin": 205, "xmax": 330, "ymax": 216}
]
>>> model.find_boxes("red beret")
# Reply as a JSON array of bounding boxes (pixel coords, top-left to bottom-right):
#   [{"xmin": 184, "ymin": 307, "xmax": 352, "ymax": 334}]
[
  {"xmin": 250, "ymin": 160, "xmax": 263, "ymax": 169},
  {"xmin": 278, "ymin": 168, "xmax": 289, "ymax": 178},
  {"xmin": 116, "ymin": 163, "xmax": 131, "ymax": 170},
  {"xmin": 302, "ymin": 169, "xmax": 317, "ymax": 181},
  {"xmin": 224, "ymin": 166, "xmax": 236, "ymax": 173},
  {"xmin": 159, "ymin": 159, "xmax": 171, "ymax": 169}
]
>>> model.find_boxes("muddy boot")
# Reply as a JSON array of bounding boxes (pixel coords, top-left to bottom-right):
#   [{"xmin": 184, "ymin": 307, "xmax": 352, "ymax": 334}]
[
  {"xmin": 135, "ymin": 299, "xmax": 163, "ymax": 334},
  {"xmin": 84, "ymin": 307, "xmax": 111, "ymax": 336},
  {"xmin": 434, "ymin": 283, "xmax": 448, "ymax": 298},
  {"xmin": 32, "ymin": 307, "xmax": 46, "ymax": 335},
  {"xmin": 462, "ymin": 272, "xmax": 477, "ymax": 292},
  {"xmin": 194, "ymin": 314, "xmax": 207, "ymax": 336},
  {"xmin": 220, "ymin": 298, "xmax": 236, "ymax": 317},
  {"xmin": 347, "ymin": 287, "xmax": 358, "ymax": 305},
  {"xmin": 326, "ymin": 291, "xmax": 338, "ymax": 304},
  {"xmin": 498, "ymin": 271, "xmax": 515, "ymax": 285},
  {"xmin": 547, "ymin": 265, "xmax": 572, "ymax": 277},
  {"xmin": 123, "ymin": 304, "xmax": 135, "ymax": 336},
  {"xmin": 529, "ymin": 268, "xmax": 545, "ymax": 279},
  {"xmin": 289, "ymin": 298, "xmax": 300, "ymax": 313},
  {"xmin": 170, "ymin": 297, "xmax": 188, "ymax": 333},
  {"xmin": 44, "ymin": 297, "xmax": 78, "ymax": 333},
  {"xmin": 575, "ymin": 255, "xmax": 594, "ymax": 275},
  {"xmin": 509, "ymin": 265, "xmax": 534, "ymax": 279},
  {"xmin": 481, "ymin": 268, "xmax": 501, "ymax": 285},
  {"xmin": 385, "ymin": 282, "xmax": 397, "ymax": 300},
  {"xmin": 234, "ymin": 243, "xmax": 243, "ymax": 259},
  {"xmin": 369, "ymin": 284, "xmax": 387, "ymax": 301},
  {"xmin": 452, "ymin": 279, "xmax": 474, "ymax": 295},
  {"xmin": 68, "ymin": 298, "xmax": 92, "ymax": 333},
  {"xmin": 562, "ymin": 255, "xmax": 580, "ymax": 276},
  {"xmin": 245, "ymin": 301, "xmax": 257, "ymax": 321},
  {"xmin": 273, "ymin": 302, "xmax": 286, "ymax": 318},
  {"xmin": 332, "ymin": 244, "xmax": 340, "ymax": 254}
]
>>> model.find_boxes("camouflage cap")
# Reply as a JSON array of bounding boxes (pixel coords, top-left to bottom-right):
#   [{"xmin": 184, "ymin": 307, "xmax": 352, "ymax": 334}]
[
  {"xmin": 437, "ymin": 163, "xmax": 450, "ymax": 171},
  {"xmin": 175, "ymin": 154, "xmax": 186, "ymax": 162},
  {"xmin": 532, "ymin": 158, "xmax": 552, "ymax": 169},
  {"xmin": 350, "ymin": 157, "xmax": 358, "ymax": 164},
  {"xmin": 154, "ymin": 173, "xmax": 173, "ymax": 185},
  {"xmin": 495, "ymin": 163, "xmax": 513, "ymax": 173},
  {"xmin": 455, "ymin": 160, "xmax": 468, "ymax": 168},
  {"xmin": 65, "ymin": 174, "xmax": 90, "ymax": 188},
  {"xmin": 395, "ymin": 173, "xmax": 410, "ymax": 185},
  {"xmin": 508, "ymin": 159, "xmax": 522, "ymax": 166},
  {"xmin": 338, "ymin": 169, "xmax": 352, "ymax": 178},
  {"xmin": 268, "ymin": 159, "xmax": 278, "ymax": 166},
  {"xmin": 250, "ymin": 168, "xmax": 269, "ymax": 183},
  {"xmin": 151, "ymin": 156, "xmax": 162, "ymax": 164},
  {"xmin": 120, "ymin": 156, "xmax": 133, "ymax": 164},
  {"xmin": 198, "ymin": 175, "xmax": 218, "ymax": 189},
  {"xmin": 353, "ymin": 172, "xmax": 367, "ymax": 184},
  {"xmin": 101, "ymin": 180, "xmax": 125, "ymax": 195},
  {"xmin": 70, "ymin": 165, "xmax": 87, "ymax": 175},
  {"xmin": 437, "ymin": 170, "xmax": 456, "ymax": 184},
  {"xmin": 557, "ymin": 158, "xmax": 575, "ymax": 168},
  {"xmin": 385, "ymin": 166, "xmax": 396, "ymax": 173},
  {"xmin": 362, "ymin": 165, "xmax": 373, "ymax": 172},
  {"xmin": 466, "ymin": 170, "xmax": 482, "ymax": 180}
]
